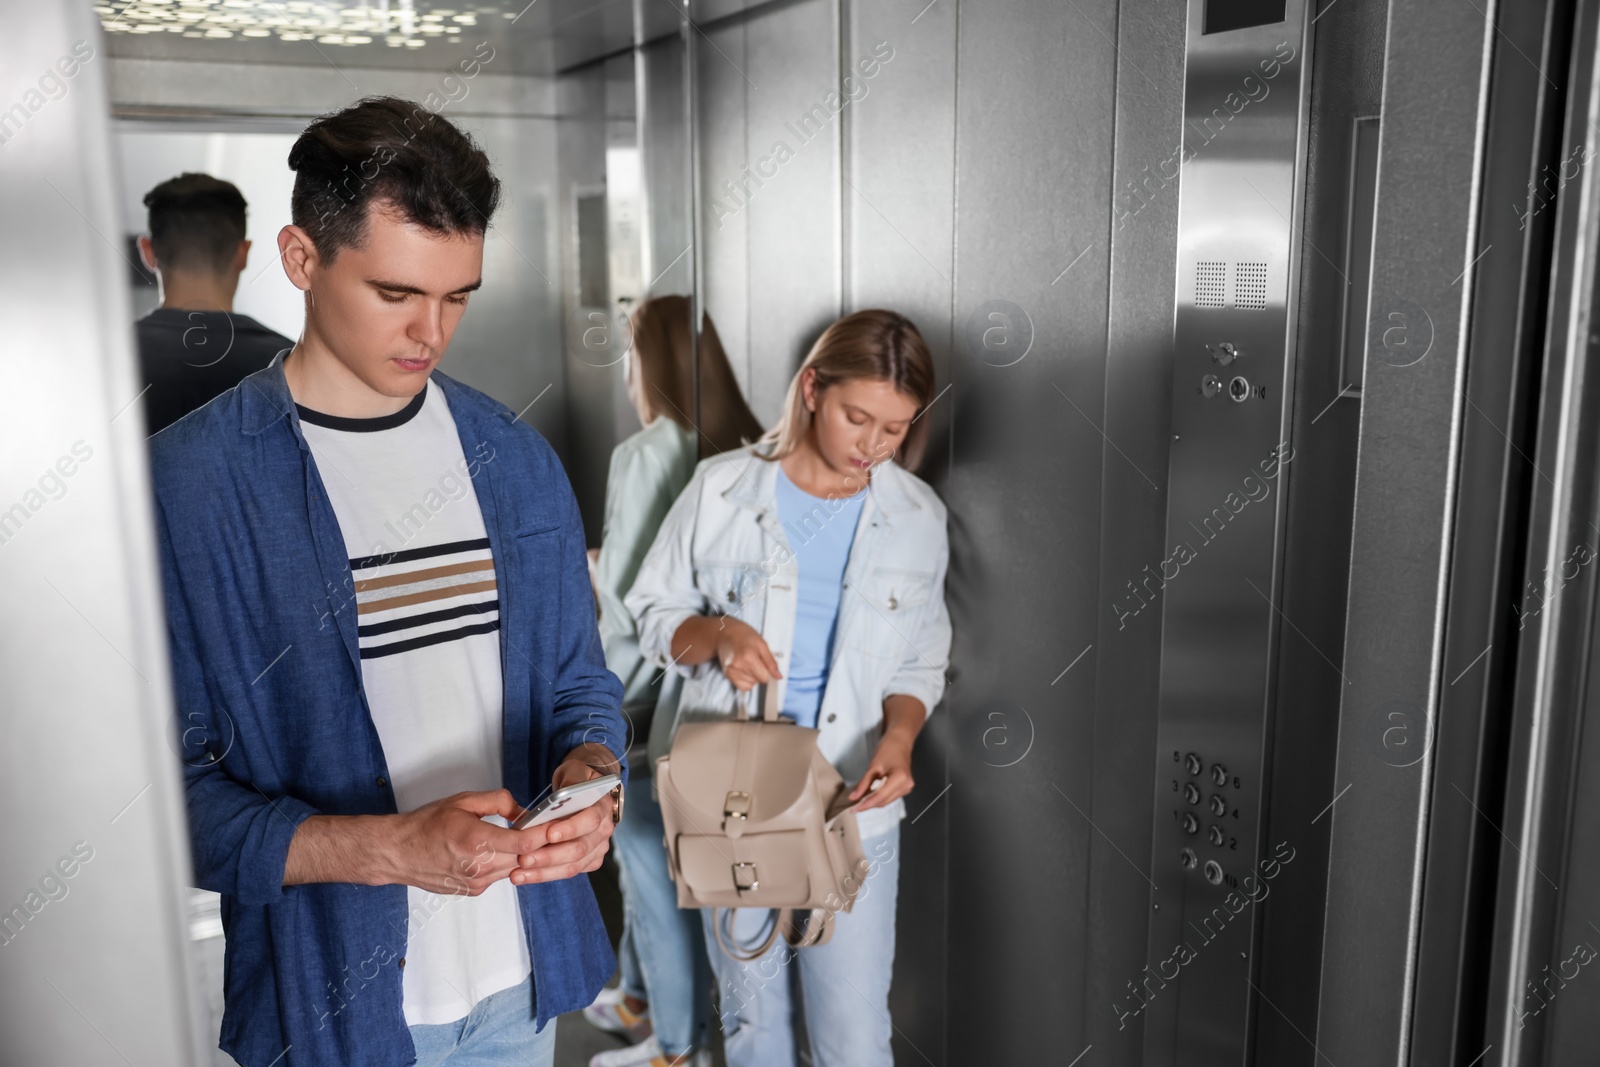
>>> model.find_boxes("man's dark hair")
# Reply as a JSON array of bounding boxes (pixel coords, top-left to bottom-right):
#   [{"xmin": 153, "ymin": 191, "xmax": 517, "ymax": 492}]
[
  {"xmin": 287, "ymin": 95, "xmax": 501, "ymax": 263},
  {"xmin": 143, "ymin": 173, "xmax": 248, "ymax": 274}
]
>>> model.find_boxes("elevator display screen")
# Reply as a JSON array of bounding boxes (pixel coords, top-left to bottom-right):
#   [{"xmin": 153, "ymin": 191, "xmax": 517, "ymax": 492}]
[{"xmin": 1204, "ymin": 0, "xmax": 1286, "ymax": 34}]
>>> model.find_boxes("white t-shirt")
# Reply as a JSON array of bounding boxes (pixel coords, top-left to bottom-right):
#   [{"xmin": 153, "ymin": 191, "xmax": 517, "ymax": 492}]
[{"xmin": 299, "ymin": 378, "xmax": 531, "ymax": 1026}]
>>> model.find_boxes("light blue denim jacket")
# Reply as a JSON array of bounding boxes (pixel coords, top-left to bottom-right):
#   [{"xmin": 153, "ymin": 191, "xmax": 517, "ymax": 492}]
[{"xmin": 624, "ymin": 442, "xmax": 952, "ymax": 840}]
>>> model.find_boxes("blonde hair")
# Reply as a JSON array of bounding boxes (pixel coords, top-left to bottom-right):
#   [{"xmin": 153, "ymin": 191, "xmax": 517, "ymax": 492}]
[
  {"xmin": 629, "ymin": 296, "xmax": 763, "ymax": 458},
  {"xmin": 757, "ymin": 309, "xmax": 935, "ymax": 471}
]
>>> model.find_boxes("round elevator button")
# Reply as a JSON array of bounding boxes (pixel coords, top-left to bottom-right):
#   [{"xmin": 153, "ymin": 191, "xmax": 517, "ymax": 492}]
[
  {"xmin": 1183, "ymin": 783, "xmax": 1200, "ymax": 805},
  {"xmin": 1204, "ymin": 860, "xmax": 1224, "ymax": 886},
  {"xmin": 1185, "ymin": 753, "xmax": 1202, "ymax": 776},
  {"xmin": 1207, "ymin": 825, "xmax": 1225, "ymax": 847},
  {"xmin": 1210, "ymin": 795, "xmax": 1227, "ymax": 817},
  {"xmin": 1181, "ymin": 813, "xmax": 1199, "ymax": 835},
  {"xmin": 1179, "ymin": 848, "xmax": 1197, "ymax": 870},
  {"xmin": 1211, "ymin": 763, "xmax": 1228, "ymax": 787}
]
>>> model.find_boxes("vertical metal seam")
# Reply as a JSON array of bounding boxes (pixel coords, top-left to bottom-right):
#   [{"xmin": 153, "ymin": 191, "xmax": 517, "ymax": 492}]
[
  {"xmin": 1092, "ymin": 1, "xmax": 1126, "ymax": 1058},
  {"xmin": 685, "ymin": 4, "xmax": 704, "ymax": 442},
  {"xmin": 944, "ymin": 1, "xmax": 962, "ymax": 1062},
  {"xmin": 836, "ymin": 0, "xmax": 849, "ymax": 317},
  {"xmin": 1394, "ymin": 1, "xmax": 1503, "ymax": 1063},
  {"xmin": 1501, "ymin": 4, "xmax": 1600, "ymax": 1057}
]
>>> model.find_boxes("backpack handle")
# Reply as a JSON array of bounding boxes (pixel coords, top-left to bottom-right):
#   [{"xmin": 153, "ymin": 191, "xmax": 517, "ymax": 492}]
[{"xmin": 734, "ymin": 680, "xmax": 782, "ymax": 723}]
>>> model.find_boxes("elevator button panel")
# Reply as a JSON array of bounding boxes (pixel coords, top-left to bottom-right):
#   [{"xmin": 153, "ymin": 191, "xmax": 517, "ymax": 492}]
[
  {"xmin": 1170, "ymin": 751, "xmax": 1242, "ymax": 864},
  {"xmin": 1147, "ymin": 2, "xmax": 1310, "ymax": 1062}
]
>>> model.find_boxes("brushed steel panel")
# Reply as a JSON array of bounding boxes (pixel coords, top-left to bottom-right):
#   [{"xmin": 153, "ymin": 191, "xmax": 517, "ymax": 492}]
[
  {"xmin": 640, "ymin": 32, "xmax": 692, "ymax": 299},
  {"xmin": 1093, "ymin": 1, "xmax": 1190, "ymax": 1064},
  {"xmin": 697, "ymin": 17, "xmax": 753, "ymax": 398},
  {"xmin": 1314, "ymin": 0, "xmax": 1497, "ymax": 1061},
  {"xmin": 944, "ymin": 1, "xmax": 1119, "ymax": 1063},
  {"xmin": 0, "ymin": 4, "xmax": 207, "ymax": 1063},
  {"xmin": 843, "ymin": 1, "xmax": 957, "ymax": 1060},
  {"xmin": 1141, "ymin": 4, "xmax": 1312, "ymax": 1065},
  {"xmin": 738, "ymin": 0, "xmax": 840, "ymax": 425}
]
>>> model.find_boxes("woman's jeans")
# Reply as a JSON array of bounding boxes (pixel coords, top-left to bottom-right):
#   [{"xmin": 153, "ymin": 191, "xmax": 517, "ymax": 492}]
[
  {"xmin": 701, "ymin": 824, "xmax": 901, "ymax": 1067},
  {"xmin": 612, "ymin": 780, "xmax": 712, "ymax": 1056}
]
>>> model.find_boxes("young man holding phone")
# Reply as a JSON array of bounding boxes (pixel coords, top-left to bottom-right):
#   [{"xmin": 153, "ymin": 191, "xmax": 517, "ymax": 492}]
[{"xmin": 150, "ymin": 96, "xmax": 626, "ymax": 1067}]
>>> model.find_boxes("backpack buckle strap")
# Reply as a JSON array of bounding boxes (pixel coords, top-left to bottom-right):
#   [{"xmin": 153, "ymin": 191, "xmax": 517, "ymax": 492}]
[
  {"xmin": 733, "ymin": 862, "xmax": 760, "ymax": 892},
  {"xmin": 724, "ymin": 790, "xmax": 751, "ymax": 837}
]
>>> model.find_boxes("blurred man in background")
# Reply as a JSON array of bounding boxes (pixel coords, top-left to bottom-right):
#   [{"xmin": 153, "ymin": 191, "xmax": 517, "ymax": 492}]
[{"xmin": 134, "ymin": 172, "xmax": 292, "ymax": 434}]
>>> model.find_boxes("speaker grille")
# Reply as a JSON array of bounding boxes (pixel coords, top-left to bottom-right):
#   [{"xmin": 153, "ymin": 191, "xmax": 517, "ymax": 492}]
[
  {"xmin": 1195, "ymin": 261, "xmax": 1227, "ymax": 308},
  {"xmin": 1234, "ymin": 261, "xmax": 1268, "ymax": 309}
]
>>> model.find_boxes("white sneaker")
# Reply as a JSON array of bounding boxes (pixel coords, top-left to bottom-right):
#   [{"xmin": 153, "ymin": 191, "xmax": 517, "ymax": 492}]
[
  {"xmin": 589, "ymin": 1035, "xmax": 710, "ymax": 1067},
  {"xmin": 582, "ymin": 985, "xmax": 652, "ymax": 1044}
]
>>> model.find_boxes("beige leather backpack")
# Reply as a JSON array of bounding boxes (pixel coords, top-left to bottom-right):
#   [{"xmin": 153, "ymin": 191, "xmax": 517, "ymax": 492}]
[{"xmin": 655, "ymin": 681, "xmax": 871, "ymax": 959}]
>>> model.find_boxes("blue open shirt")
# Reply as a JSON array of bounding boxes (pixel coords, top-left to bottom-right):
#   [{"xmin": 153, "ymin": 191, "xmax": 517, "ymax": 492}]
[{"xmin": 149, "ymin": 354, "xmax": 627, "ymax": 1067}]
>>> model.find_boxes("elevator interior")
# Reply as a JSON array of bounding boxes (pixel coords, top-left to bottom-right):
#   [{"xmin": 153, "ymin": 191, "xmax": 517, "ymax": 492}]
[{"xmin": 7, "ymin": 0, "xmax": 1600, "ymax": 1064}]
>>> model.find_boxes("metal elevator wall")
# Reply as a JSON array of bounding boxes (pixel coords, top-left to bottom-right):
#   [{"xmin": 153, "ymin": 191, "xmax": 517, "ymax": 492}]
[{"xmin": 585, "ymin": 0, "xmax": 1531, "ymax": 1062}]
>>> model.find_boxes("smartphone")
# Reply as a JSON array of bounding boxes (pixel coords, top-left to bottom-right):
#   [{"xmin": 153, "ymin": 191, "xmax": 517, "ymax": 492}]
[{"xmin": 511, "ymin": 774, "xmax": 621, "ymax": 831}]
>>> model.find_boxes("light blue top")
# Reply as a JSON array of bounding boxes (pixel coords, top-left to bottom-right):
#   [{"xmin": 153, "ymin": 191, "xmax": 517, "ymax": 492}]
[{"xmin": 774, "ymin": 463, "xmax": 867, "ymax": 729}]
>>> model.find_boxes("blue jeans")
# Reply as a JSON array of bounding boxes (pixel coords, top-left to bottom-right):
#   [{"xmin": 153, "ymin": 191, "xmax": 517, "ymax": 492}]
[
  {"xmin": 612, "ymin": 781, "xmax": 712, "ymax": 1056},
  {"xmin": 408, "ymin": 973, "xmax": 555, "ymax": 1067},
  {"xmin": 702, "ymin": 824, "xmax": 901, "ymax": 1067}
]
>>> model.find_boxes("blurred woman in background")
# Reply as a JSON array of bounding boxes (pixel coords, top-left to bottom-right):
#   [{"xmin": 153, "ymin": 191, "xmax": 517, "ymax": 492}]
[{"xmin": 585, "ymin": 295, "xmax": 762, "ymax": 1067}]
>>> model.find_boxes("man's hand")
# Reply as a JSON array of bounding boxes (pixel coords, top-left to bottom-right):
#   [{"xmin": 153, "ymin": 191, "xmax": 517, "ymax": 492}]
[
  {"xmin": 508, "ymin": 745, "xmax": 621, "ymax": 887},
  {"xmin": 287, "ymin": 789, "xmax": 556, "ymax": 894},
  {"xmin": 383, "ymin": 790, "xmax": 535, "ymax": 894}
]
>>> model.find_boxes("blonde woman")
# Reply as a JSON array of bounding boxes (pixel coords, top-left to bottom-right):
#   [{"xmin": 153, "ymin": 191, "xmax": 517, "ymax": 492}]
[
  {"xmin": 586, "ymin": 296, "xmax": 761, "ymax": 1067},
  {"xmin": 625, "ymin": 309, "xmax": 952, "ymax": 1067}
]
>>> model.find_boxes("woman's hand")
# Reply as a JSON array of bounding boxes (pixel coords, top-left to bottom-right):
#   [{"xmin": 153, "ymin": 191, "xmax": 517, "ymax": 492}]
[
  {"xmin": 713, "ymin": 616, "xmax": 783, "ymax": 691},
  {"xmin": 849, "ymin": 734, "xmax": 915, "ymax": 811},
  {"xmin": 849, "ymin": 695, "xmax": 928, "ymax": 811}
]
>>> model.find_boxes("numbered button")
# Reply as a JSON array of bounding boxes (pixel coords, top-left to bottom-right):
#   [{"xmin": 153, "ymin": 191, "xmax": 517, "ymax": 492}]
[
  {"xmin": 1183, "ymin": 783, "xmax": 1200, "ymax": 805},
  {"xmin": 1207, "ymin": 825, "xmax": 1225, "ymax": 847},
  {"xmin": 1204, "ymin": 860, "xmax": 1224, "ymax": 886},
  {"xmin": 1180, "ymin": 848, "xmax": 1197, "ymax": 870},
  {"xmin": 1185, "ymin": 753, "xmax": 1202, "ymax": 776},
  {"xmin": 1209, "ymin": 795, "xmax": 1227, "ymax": 817},
  {"xmin": 1211, "ymin": 763, "xmax": 1228, "ymax": 787},
  {"xmin": 1181, "ymin": 813, "xmax": 1199, "ymax": 835}
]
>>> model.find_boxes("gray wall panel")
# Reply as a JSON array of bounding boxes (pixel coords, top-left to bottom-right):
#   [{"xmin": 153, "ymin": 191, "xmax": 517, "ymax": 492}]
[
  {"xmin": 1315, "ymin": 0, "xmax": 1495, "ymax": 1061},
  {"xmin": 1, "ymin": 5, "xmax": 208, "ymax": 1063},
  {"xmin": 1092, "ymin": 1, "xmax": 1188, "ymax": 1063},
  {"xmin": 1253, "ymin": 1, "xmax": 1387, "ymax": 1064},
  {"xmin": 698, "ymin": 19, "xmax": 753, "ymax": 399},
  {"xmin": 556, "ymin": 64, "xmax": 615, "ymax": 543},
  {"xmin": 944, "ymin": 0, "xmax": 1119, "ymax": 1061},
  {"xmin": 844, "ymin": 0, "xmax": 959, "ymax": 1061},
  {"xmin": 641, "ymin": 34, "xmax": 692, "ymax": 300},
  {"xmin": 740, "ymin": 0, "xmax": 841, "ymax": 426}
]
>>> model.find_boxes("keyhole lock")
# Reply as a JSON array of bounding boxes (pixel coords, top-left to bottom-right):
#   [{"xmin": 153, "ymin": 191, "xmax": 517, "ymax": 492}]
[
  {"xmin": 1200, "ymin": 374, "xmax": 1222, "ymax": 398},
  {"xmin": 1208, "ymin": 341, "xmax": 1240, "ymax": 366}
]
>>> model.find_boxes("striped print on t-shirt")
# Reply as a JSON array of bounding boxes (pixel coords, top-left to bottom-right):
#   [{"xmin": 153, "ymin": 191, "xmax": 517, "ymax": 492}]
[
  {"xmin": 297, "ymin": 378, "xmax": 531, "ymax": 1027},
  {"xmin": 351, "ymin": 536, "xmax": 500, "ymax": 658}
]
